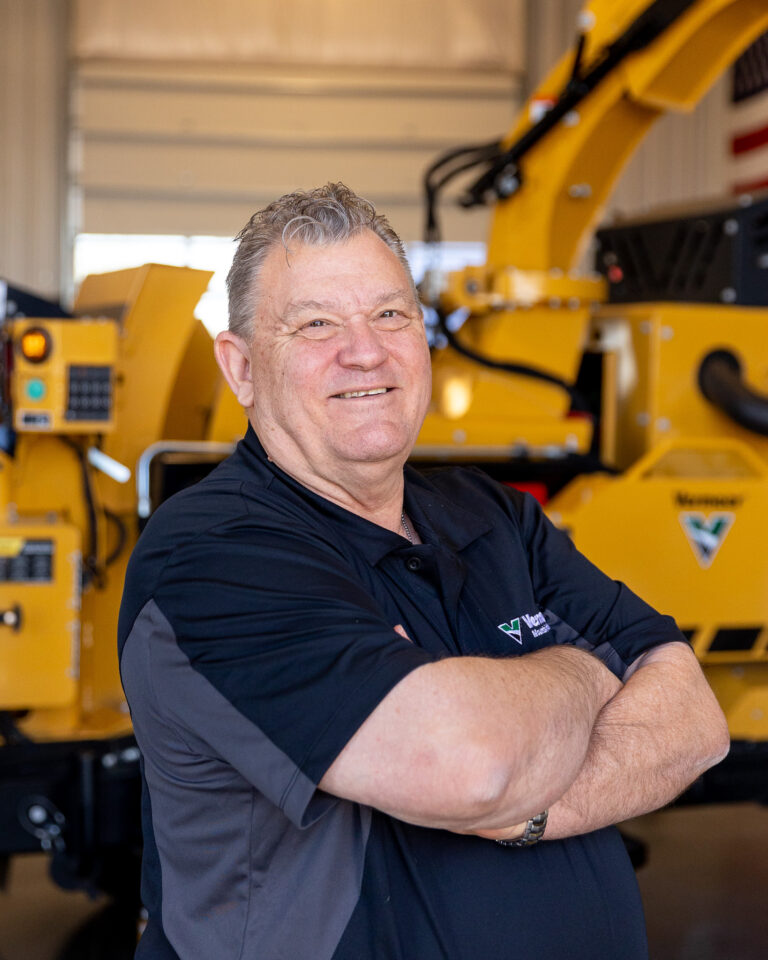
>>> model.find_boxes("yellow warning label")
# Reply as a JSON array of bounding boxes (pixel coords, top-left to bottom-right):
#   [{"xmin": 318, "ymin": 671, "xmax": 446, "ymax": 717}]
[{"xmin": 0, "ymin": 537, "xmax": 24, "ymax": 557}]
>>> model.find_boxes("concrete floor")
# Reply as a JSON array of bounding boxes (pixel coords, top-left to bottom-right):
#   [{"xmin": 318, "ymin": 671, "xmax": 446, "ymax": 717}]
[
  {"xmin": 632, "ymin": 804, "xmax": 768, "ymax": 960},
  {"xmin": 1, "ymin": 804, "xmax": 766, "ymax": 959},
  {"xmin": 0, "ymin": 853, "xmax": 105, "ymax": 960}
]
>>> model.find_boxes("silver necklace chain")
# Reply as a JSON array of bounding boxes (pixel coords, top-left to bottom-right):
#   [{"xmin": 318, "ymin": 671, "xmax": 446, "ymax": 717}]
[{"xmin": 401, "ymin": 511, "xmax": 413, "ymax": 544}]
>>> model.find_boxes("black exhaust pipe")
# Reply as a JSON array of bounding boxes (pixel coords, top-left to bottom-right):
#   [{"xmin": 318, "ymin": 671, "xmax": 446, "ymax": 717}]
[{"xmin": 698, "ymin": 349, "xmax": 768, "ymax": 437}]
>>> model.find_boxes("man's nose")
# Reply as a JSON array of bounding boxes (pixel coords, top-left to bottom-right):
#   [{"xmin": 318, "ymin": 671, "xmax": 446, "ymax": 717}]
[{"xmin": 337, "ymin": 321, "xmax": 389, "ymax": 369}]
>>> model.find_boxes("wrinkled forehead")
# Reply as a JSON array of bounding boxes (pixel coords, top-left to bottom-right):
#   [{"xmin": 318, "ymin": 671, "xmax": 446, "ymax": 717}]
[{"xmin": 251, "ymin": 232, "xmax": 419, "ymax": 328}]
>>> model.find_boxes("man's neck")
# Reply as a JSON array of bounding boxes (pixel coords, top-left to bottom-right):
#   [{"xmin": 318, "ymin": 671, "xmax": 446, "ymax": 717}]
[{"xmin": 256, "ymin": 429, "xmax": 408, "ymax": 534}]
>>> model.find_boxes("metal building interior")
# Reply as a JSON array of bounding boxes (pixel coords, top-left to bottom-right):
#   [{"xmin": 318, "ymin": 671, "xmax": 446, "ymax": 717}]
[{"xmin": 2, "ymin": 0, "xmax": 768, "ymax": 957}]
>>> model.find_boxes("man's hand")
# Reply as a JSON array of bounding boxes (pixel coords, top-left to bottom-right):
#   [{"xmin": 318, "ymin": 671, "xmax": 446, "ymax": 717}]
[{"xmin": 542, "ymin": 641, "xmax": 730, "ymax": 840}]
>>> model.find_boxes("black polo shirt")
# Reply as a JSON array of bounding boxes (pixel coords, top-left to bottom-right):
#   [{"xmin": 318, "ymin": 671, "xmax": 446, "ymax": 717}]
[{"xmin": 118, "ymin": 425, "xmax": 684, "ymax": 960}]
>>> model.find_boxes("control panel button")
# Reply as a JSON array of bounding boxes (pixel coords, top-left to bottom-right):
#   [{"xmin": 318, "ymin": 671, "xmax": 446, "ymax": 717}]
[
  {"xmin": 24, "ymin": 379, "xmax": 46, "ymax": 401},
  {"xmin": 66, "ymin": 365, "xmax": 112, "ymax": 421}
]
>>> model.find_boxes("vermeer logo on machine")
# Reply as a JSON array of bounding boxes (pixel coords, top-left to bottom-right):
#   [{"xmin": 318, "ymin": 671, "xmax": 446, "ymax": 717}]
[
  {"xmin": 675, "ymin": 492, "xmax": 742, "ymax": 509},
  {"xmin": 679, "ymin": 512, "xmax": 734, "ymax": 569},
  {"xmin": 498, "ymin": 611, "xmax": 551, "ymax": 643}
]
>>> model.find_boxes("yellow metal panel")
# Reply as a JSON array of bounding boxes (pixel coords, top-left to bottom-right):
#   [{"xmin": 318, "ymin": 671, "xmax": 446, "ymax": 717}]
[
  {"xmin": 75, "ymin": 266, "xmax": 146, "ymax": 314},
  {"xmin": 487, "ymin": 0, "xmax": 768, "ymax": 271},
  {"xmin": 602, "ymin": 303, "xmax": 768, "ymax": 469},
  {"xmin": 10, "ymin": 437, "xmax": 93, "ymax": 542},
  {"xmin": 0, "ymin": 523, "xmax": 81, "ymax": 710},
  {"xmin": 413, "ymin": 415, "xmax": 593, "ymax": 460},
  {"xmin": 80, "ymin": 265, "xmax": 214, "ymax": 516},
  {"xmin": 77, "ymin": 546, "xmax": 135, "ymax": 739},
  {"xmin": 207, "ymin": 381, "xmax": 248, "ymax": 444},
  {"xmin": 162, "ymin": 321, "xmax": 220, "ymax": 441},
  {"xmin": 548, "ymin": 438, "xmax": 768, "ymax": 742},
  {"xmin": 622, "ymin": 0, "xmax": 768, "ymax": 110},
  {"xmin": 420, "ymin": 302, "xmax": 594, "ymax": 454},
  {"xmin": 705, "ymin": 665, "xmax": 768, "ymax": 740}
]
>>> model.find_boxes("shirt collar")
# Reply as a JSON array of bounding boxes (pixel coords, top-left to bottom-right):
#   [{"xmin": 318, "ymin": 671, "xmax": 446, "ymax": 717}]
[{"xmin": 238, "ymin": 424, "xmax": 492, "ymax": 565}]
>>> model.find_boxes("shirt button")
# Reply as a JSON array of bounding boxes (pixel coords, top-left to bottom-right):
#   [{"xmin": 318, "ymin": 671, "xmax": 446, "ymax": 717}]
[{"xmin": 406, "ymin": 557, "xmax": 422, "ymax": 572}]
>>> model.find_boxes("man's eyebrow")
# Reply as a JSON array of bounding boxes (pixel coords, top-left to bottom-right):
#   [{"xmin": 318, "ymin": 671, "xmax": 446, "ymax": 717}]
[
  {"xmin": 371, "ymin": 289, "xmax": 420, "ymax": 309},
  {"xmin": 282, "ymin": 289, "xmax": 418, "ymax": 322},
  {"xmin": 283, "ymin": 299, "xmax": 338, "ymax": 322}
]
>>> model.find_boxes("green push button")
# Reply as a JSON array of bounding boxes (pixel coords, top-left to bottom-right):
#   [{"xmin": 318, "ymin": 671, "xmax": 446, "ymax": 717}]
[{"xmin": 25, "ymin": 379, "xmax": 46, "ymax": 401}]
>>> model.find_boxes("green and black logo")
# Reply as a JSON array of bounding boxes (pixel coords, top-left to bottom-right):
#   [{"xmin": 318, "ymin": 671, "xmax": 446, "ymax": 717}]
[
  {"xmin": 497, "ymin": 618, "xmax": 523, "ymax": 644},
  {"xmin": 679, "ymin": 512, "xmax": 734, "ymax": 569}
]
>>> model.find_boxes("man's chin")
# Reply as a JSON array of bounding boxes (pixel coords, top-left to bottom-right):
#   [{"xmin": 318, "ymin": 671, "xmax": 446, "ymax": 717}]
[{"xmin": 333, "ymin": 432, "xmax": 411, "ymax": 467}]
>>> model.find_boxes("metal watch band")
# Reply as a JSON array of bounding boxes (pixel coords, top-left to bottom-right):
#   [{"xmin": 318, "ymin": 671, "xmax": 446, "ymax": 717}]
[{"xmin": 494, "ymin": 810, "xmax": 548, "ymax": 848}]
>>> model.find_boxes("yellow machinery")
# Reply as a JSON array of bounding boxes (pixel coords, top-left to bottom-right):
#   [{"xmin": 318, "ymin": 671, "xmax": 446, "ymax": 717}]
[
  {"xmin": 0, "ymin": 265, "xmax": 239, "ymax": 908},
  {"xmin": 410, "ymin": 0, "xmax": 768, "ymax": 767},
  {"xmin": 2, "ymin": 0, "xmax": 768, "ymax": 930}
]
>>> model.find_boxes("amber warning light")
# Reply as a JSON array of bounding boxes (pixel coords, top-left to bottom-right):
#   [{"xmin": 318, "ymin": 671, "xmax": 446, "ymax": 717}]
[{"xmin": 20, "ymin": 328, "xmax": 52, "ymax": 363}]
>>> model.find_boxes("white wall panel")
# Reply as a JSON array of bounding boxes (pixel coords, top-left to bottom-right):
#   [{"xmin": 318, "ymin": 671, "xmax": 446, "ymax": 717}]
[
  {"xmin": 76, "ymin": 69, "xmax": 514, "ymax": 147},
  {"xmin": 73, "ymin": 0, "xmax": 525, "ymax": 73},
  {"xmin": 0, "ymin": 0, "xmax": 68, "ymax": 297},
  {"xmin": 72, "ymin": 63, "xmax": 521, "ymax": 242},
  {"xmin": 70, "ymin": 0, "xmax": 525, "ymax": 244}
]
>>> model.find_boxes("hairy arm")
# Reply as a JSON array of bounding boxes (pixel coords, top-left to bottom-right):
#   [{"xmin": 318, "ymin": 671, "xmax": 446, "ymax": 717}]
[
  {"xmin": 531, "ymin": 642, "xmax": 728, "ymax": 840},
  {"xmin": 319, "ymin": 645, "xmax": 620, "ymax": 832}
]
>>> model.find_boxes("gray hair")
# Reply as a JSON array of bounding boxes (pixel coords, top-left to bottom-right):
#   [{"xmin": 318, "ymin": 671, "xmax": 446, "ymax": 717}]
[{"xmin": 226, "ymin": 182, "xmax": 416, "ymax": 338}]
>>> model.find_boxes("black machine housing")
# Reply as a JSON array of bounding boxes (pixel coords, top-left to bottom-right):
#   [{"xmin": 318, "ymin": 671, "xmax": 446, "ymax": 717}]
[{"xmin": 596, "ymin": 192, "xmax": 768, "ymax": 306}]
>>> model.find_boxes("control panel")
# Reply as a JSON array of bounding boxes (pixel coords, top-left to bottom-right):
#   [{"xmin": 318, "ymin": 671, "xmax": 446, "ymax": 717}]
[{"xmin": 11, "ymin": 319, "xmax": 118, "ymax": 433}]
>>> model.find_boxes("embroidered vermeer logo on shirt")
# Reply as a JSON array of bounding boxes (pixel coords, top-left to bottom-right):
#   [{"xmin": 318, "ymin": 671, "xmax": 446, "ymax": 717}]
[
  {"xmin": 497, "ymin": 617, "xmax": 523, "ymax": 644},
  {"xmin": 498, "ymin": 611, "xmax": 551, "ymax": 643}
]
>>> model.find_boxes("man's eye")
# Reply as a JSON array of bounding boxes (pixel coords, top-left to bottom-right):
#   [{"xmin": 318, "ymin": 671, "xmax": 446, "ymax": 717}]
[
  {"xmin": 376, "ymin": 309, "xmax": 410, "ymax": 328},
  {"xmin": 298, "ymin": 318, "xmax": 335, "ymax": 338}
]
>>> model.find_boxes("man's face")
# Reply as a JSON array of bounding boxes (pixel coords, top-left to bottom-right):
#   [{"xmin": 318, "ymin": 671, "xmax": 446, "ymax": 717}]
[{"xmin": 245, "ymin": 230, "xmax": 432, "ymax": 483}]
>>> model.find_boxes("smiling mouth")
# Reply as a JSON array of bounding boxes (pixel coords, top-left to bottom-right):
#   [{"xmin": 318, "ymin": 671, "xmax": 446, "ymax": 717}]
[{"xmin": 332, "ymin": 387, "xmax": 392, "ymax": 399}]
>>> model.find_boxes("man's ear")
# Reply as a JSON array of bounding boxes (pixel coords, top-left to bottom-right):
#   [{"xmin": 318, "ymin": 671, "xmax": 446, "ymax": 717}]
[{"xmin": 214, "ymin": 331, "xmax": 255, "ymax": 409}]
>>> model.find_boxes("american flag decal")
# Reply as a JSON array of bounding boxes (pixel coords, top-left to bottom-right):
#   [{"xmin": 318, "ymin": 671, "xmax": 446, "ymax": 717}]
[{"xmin": 731, "ymin": 32, "xmax": 768, "ymax": 195}]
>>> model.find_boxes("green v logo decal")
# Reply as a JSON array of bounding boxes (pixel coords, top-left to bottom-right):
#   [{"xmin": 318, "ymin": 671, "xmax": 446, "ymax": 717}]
[{"xmin": 679, "ymin": 512, "xmax": 734, "ymax": 569}]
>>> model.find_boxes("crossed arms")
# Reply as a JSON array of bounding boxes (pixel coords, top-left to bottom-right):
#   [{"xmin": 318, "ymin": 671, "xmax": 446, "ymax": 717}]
[{"xmin": 319, "ymin": 640, "xmax": 730, "ymax": 841}]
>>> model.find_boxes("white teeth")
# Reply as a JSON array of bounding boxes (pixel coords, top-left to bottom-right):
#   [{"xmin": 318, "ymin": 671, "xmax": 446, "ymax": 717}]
[{"xmin": 336, "ymin": 388, "xmax": 388, "ymax": 398}]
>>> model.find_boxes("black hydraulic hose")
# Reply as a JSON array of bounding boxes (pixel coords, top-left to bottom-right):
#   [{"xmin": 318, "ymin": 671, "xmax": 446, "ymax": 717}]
[
  {"xmin": 458, "ymin": 0, "xmax": 697, "ymax": 210},
  {"xmin": 435, "ymin": 310, "xmax": 589, "ymax": 412},
  {"xmin": 423, "ymin": 140, "xmax": 502, "ymax": 244},
  {"xmin": 421, "ymin": 0, "xmax": 698, "ymax": 243},
  {"xmin": 698, "ymin": 349, "xmax": 768, "ymax": 437},
  {"xmin": 104, "ymin": 508, "xmax": 128, "ymax": 567},
  {"xmin": 60, "ymin": 437, "xmax": 103, "ymax": 588}
]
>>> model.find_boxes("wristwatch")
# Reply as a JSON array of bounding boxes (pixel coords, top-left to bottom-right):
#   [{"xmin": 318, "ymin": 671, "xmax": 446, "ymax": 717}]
[{"xmin": 494, "ymin": 810, "xmax": 548, "ymax": 847}]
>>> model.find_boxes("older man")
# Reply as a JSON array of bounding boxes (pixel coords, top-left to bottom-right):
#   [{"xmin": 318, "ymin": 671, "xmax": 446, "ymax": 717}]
[{"xmin": 119, "ymin": 183, "xmax": 729, "ymax": 960}]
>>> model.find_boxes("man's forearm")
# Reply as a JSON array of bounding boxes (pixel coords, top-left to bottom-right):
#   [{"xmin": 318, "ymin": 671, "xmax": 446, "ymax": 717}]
[
  {"xmin": 320, "ymin": 645, "xmax": 620, "ymax": 832},
  {"xmin": 438, "ymin": 645, "xmax": 622, "ymax": 833},
  {"xmin": 542, "ymin": 643, "xmax": 730, "ymax": 840}
]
